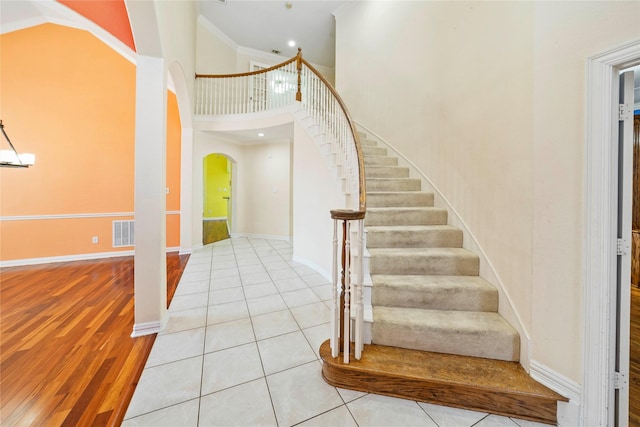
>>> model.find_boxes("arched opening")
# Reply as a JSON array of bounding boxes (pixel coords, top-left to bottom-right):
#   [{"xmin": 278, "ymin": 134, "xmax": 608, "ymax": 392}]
[{"xmin": 203, "ymin": 153, "xmax": 233, "ymax": 244}]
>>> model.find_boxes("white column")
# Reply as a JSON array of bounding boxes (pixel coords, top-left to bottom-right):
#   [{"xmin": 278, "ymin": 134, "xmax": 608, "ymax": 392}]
[
  {"xmin": 180, "ymin": 127, "xmax": 194, "ymax": 254},
  {"xmin": 132, "ymin": 55, "xmax": 168, "ymax": 337}
]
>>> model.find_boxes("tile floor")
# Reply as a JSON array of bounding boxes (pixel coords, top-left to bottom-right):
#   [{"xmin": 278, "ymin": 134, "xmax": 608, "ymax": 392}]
[{"xmin": 123, "ymin": 237, "xmax": 550, "ymax": 427}]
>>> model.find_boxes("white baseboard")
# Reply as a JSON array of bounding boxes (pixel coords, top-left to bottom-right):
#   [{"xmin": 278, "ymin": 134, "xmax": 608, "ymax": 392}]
[
  {"xmin": 291, "ymin": 255, "xmax": 331, "ymax": 281},
  {"xmin": 530, "ymin": 359, "xmax": 582, "ymax": 426},
  {"xmin": 130, "ymin": 314, "xmax": 168, "ymax": 338},
  {"xmin": 1, "ymin": 247, "xmax": 182, "ymax": 268},
  {"xmin": 229, "ymin": 232, "xmax": 292, "ymax": 242}
]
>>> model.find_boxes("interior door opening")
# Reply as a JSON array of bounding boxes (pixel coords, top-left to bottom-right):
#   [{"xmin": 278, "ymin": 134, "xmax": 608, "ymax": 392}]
[
  {"xmin": 618, "ymin": 66, "xmax": 640, "ymax": 427},
  {"xmin": 203, "ymin": 153, "xmax": 232, "ymax": 245}
]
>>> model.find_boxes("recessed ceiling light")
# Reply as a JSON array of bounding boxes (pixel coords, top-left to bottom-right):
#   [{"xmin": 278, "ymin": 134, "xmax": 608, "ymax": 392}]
[
  {"xmin": 288, "ymin": 40, "xmax": 296, "ymax": 47},
  {"xmin": 258, "ymin": 132, "xmax": 265, "ymax": 137}
]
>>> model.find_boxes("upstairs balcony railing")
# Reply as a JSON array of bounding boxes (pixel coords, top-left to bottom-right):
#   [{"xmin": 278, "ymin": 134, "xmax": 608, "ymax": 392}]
[{"xmin": 195, "ymin": 49, "xmax": 367, "ymax": 362}]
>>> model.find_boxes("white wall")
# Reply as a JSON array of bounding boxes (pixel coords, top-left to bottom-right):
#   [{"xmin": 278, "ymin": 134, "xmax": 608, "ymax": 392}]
[
  {"xmin": 194, "ymin": 133, "xmax": 292, "ymax": 242},
  {"xmin": 334, "ymin": 0, "xmax": 640, "ymax": 384},
  {"xmin": 292, "ymin": 122, "xmax": 345, "ymax": 277},
  {"xmin": 196, "ymin": 16, "xmax": 335, "ymax": 84},
  {"xmin": 196, "ymin": 16, "xmax": 237, "ymax": 74},
  {"xmin": 531, "ymin": 1, "xmax": 640, "ymax": 378},
  {"xmin": 238, "ymin": 141, "xmax": 291, "ymax": 238}
]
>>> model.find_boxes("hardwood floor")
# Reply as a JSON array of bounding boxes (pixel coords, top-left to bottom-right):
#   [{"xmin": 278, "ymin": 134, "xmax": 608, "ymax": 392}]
[
  {"xmin": 203, "ymin": 220, "xmax": 230, "ymax": 245},
  {"xmin": 320, "ymin": 340, "xmax": 566, "ymax": 425},
  {"xmin": 0, "ymin": 253, "xmax": 188, "ymax": 426}
]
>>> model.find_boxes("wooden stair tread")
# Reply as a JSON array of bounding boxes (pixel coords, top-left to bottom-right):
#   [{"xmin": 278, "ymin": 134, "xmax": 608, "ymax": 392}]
[{"xmin": 320, "ymin": 340, "xmax": 567, "ymax": 425}]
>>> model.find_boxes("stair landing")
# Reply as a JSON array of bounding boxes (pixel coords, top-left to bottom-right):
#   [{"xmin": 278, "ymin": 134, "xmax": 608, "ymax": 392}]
[{"xmin": 319, "ymin": 340, "xmax": 567, "ymax": 425}]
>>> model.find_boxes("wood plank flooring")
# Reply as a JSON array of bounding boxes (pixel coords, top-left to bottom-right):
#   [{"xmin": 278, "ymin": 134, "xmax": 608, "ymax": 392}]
[
  {"xmin": 203, "ymin": 220, "xmax": 230, "ymax": 245},
  {"xmin": 320, "ymin": 340, "xmax": 567, "ymax": 425},
  {"xmin": 0, "ymin": 253, "xmax": 188, "ymax": 426}
]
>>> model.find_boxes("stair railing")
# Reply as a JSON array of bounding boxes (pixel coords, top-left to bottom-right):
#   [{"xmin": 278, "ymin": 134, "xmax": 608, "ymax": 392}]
[{"xmin": 195, "ymin": 49, "xmax": 366, "ymax": 362}]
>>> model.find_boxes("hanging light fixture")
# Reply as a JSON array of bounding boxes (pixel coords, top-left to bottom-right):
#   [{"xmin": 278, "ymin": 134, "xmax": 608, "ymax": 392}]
[{"xmin": 0, "ymin": 120, "xmax": 35, "ymax": 168}]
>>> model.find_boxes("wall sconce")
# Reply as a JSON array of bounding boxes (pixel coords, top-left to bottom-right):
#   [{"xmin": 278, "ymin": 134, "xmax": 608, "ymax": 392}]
[{"xmin": 0, "ymin": 120, "xmax": 35, "ymax": 168}]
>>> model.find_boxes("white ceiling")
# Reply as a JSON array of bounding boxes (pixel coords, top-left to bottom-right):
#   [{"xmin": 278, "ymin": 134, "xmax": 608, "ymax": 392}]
[
  {"xmin": 203, "ymin": 122, "xmax": 294, "ymax": 145},
  {"xmin": 0, "ymin": 0, "xmax": 346, "ymax": 145},
  {"xmin": 197, "ymin": 0, "xmax": 347, "ymax": 68}
]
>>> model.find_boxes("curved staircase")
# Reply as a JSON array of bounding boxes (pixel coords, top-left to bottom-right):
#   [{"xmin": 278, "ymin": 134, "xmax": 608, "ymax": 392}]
[
  {"xmin": 320, "ymin": 132, "xmax": 567, "ymax": 425},
  {"xmin": 362, "ymin": 135, "xmax": 520, "ymax": 362}
]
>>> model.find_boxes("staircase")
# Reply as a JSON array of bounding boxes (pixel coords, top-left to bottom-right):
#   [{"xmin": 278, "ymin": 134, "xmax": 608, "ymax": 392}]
[
  {"xmin": 320, "ymin": 132, "xmax": 567, "ymax": 425},
  {"xmin": 362, "ymin": 134, "xmax": 520, "ymax": 362}
]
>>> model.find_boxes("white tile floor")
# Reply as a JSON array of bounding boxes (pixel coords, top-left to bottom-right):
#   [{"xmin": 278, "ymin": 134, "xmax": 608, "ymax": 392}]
[{"xmin": 122, "ymin": 237, "xmax": 551, "ymax": 427}]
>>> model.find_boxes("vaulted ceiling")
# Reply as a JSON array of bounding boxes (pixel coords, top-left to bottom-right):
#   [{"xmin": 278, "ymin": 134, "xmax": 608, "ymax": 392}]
[{"xmin": 1, "ymin": 0, "xmax": 345, "ymax": 69}]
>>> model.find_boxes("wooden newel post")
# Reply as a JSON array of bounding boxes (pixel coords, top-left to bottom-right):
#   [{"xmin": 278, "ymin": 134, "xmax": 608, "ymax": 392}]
[
  {"xmin": 330, "ymin": 209, "xmax": 366, "ymax": 362},
  {"xmin": 296, "ymin": 48, "xmax": 303, "ymax": 102}
]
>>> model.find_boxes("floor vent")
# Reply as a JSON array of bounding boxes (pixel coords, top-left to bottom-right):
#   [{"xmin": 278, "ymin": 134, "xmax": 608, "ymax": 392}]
[{"xmin": 113, "ymin": 220, "xmax": 135, "ymax": 247}]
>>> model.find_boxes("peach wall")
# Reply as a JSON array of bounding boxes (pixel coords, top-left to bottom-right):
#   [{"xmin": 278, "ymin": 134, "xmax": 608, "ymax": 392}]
[
  {"xmin": 0, "ymin": 23, "xmax": 181, "ymax": 262},
  {"xmin": 166, "ymin": 90, "xmax": 181, "ymax": 248}
]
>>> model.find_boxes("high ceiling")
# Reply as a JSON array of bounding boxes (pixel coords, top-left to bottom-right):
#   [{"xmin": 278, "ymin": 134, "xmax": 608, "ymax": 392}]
[
  {"xmin": 1, "ymin": 1, "xmax": 345, "ymax": 68},
  {"xmin": 197, "ymin": 0, "xmax": 346, "ymax": 68}
]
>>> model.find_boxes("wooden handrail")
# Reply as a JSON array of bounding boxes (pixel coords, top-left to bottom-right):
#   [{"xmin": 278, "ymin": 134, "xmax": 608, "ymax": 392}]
[
  {"xmin": 298, "ymin": 54, "xmax": 366, "ymax": 212},
  {"xmin": 194, "ymin": 49, "xmax": 366, "ymax": 212},
  {"xmin": 195, "ymin": 55, "xmax": 298, "ymax": 79}
]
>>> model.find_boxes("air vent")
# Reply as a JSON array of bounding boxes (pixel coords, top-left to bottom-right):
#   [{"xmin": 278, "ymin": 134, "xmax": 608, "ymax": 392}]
[{"xmin": 113, "ymin": 220, "xmax": 135, "ymax": 247}]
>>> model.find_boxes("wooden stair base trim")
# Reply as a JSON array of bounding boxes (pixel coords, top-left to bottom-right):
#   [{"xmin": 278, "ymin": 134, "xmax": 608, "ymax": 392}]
[{"xmin": 319, "ymin": 340, "xmax": 567, "ymax": 425}]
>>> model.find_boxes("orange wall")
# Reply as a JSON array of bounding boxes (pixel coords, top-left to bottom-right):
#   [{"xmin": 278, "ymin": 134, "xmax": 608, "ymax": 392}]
[
  {"xmin": 166, "ymin": 90, "xmax": 182, "ymax": 248},
  {"xmin": 0, "ymin": 24, "xmax": 181, "ymax": 262},
  {"xmin": 57, "ymin": 0, "xmax": 136, "ymax": 51}
]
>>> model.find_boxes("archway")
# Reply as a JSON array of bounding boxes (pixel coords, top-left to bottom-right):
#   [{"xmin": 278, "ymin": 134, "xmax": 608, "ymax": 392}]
[{"xmin": 203, "ymin": 153, "xmax": 233, "ymax": 244}]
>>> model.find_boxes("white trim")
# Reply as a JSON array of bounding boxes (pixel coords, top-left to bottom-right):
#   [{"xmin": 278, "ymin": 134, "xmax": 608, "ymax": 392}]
[
  {"xmin": 1, "ymin": 211, "xmax": 180, "ymax": 221},
  {"xmin": 584, "ymin": 39, "xmax": 640, "ymax": 427},
  {"xmin": 531, "ymin": 360, "xmax": 581, "ymax": 403},
  {"xmin": 0, "ymin": 250, "xmax": 134, "ymax": 267},
  {"xmin": 0, "ymin": 247, "xmax": 182, "ymax": 268},
  {"xmin": 229, "ymin": 232, "xmax": 291, "ymax": 242},
  {"xmin": 530, "ymin": 360, "xmax": 581, "ymax": 427},
  {"xmin": 355, "ymin": 120, "xmax": 530, "ymax": 367},
  {"xmin": 131, "ymin": 315, "xmax": 167, "ymax": 338},
  {"xmin": 2, "ymin": 0, "xmax": 136, "ymax": 64},
  {"xmin": 291, "ymin": 255, "xmax": 331, "ymax": 282},
  {"xmin": 203, "ymin": 216, "xmax": 227, "ymax": 221},
  {"xmin": 1, "ymin": 212, "xmax": 134, "ymax": 221}
]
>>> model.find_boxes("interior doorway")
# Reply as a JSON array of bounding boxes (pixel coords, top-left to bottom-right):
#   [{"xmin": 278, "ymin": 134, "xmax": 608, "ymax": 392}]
[
  {"xmin": 629, "ymin": 70, "xmax": 640, "ymax": 425},
  {"xmin": 203, "ymin": 153, "xmax": 232, "ymax": 245},
  {"xmin": 584, "ymin": 40, "xmax": 640, "ymax": 427}
]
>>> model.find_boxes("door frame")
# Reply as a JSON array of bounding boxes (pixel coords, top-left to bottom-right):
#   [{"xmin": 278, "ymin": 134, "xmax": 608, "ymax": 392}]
[{"xmin": 584, "ymin": 39, "xmax": 640, "ymax": 426}]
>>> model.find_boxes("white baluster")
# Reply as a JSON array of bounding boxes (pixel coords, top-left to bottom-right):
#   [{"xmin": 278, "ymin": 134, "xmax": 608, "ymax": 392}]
[
  {"xmin": 343, "ymin": 219, "xmax": 351, "ymax": 364},
  {"xmin": 331, "ymin": 217, "xmax": 339, "ymax": 358},
  {"xmin": 355, "ymin": 219, "xmax": 364, "ymax": 359}
]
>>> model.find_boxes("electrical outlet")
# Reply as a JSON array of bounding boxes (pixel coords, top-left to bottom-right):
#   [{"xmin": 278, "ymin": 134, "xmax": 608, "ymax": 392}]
[{"xmin": 92, "ymin": 236, "xmax": 99, "ymax": 244}]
